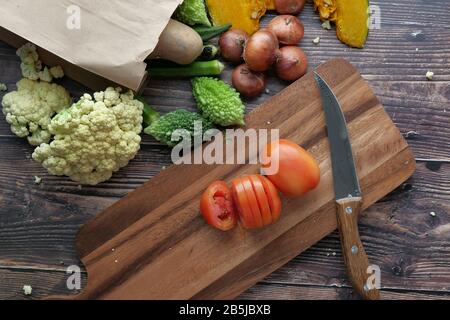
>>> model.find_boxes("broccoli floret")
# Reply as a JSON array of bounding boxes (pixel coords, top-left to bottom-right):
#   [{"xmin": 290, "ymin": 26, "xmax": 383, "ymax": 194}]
[
  {"xmin": 192, "ymin": 77, "xmax": 246, "ymax": 127},
  {"xmin": 174, "ymin": 0, "xmax": 211, "ymax": 27}
]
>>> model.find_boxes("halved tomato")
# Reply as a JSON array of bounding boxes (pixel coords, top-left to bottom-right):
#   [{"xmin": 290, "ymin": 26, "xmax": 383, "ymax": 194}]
[
  {"xmin": 261, "ymin": 139, "xmax": 321, "ymax": 198},
  {"xmin": 200, "ymin": 181, "xmax": 237, "ymax": 231}
]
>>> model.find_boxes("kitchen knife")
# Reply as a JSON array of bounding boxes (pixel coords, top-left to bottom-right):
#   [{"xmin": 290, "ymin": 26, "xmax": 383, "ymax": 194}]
[{"xmin": 314, "ymin": 72, "xmax": 380, "ymax": 300}]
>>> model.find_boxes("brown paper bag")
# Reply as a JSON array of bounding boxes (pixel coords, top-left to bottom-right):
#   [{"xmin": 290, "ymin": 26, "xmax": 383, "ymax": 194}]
[{"xmin": 0, "ymin": 0, "xmax": 183, "ymax": 91}]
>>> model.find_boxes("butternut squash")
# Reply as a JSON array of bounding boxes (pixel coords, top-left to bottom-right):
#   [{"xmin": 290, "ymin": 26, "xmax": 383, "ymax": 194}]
[
  {"xmin": 314, "ymin": 0, "xmax": 369, "ymax": 48},
  {"xmin": 206, "ymin": 0, "xmax": 267, "ymax": 35}
]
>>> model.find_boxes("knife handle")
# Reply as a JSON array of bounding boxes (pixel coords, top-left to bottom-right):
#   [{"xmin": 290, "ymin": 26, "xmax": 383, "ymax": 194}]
[{"xmin": 336, "ymin": 197, "xmax": 380, "ymax": 300}]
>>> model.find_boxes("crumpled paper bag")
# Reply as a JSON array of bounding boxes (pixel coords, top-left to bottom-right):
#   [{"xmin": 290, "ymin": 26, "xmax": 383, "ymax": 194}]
[{"xmin": 0, "ymin": 0, "xmax": 183, "ymax": 91}]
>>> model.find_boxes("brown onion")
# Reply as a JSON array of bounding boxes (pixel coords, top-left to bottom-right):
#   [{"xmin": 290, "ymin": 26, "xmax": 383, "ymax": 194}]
[
  {"xmin": 232, "ymin": 64, "xmax": 267, "ymax": 97},
  {"xmin": 244, "ymin": 29, "xmax": 280, "ymax": 72},
  {"xmin": 275, "ymin": 0, "xmax": 306, "ymax": 15},
  {"xmin": 275, "ymin": 46, "xmax": 308, "ymax": 81},
  {"xmin": 268, "ymin": 15, "xmax": 304, "ymax": 45},
  {"xmin": 219, "ymin": 29, "xmax": 249, "ymax": 64}
]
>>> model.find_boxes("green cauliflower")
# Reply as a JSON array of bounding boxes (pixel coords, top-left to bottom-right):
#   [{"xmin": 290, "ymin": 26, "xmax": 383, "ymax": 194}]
[
  {"xmin": 2, "ymin": 78, "xmax": 72, "ymax": 145},
  {"xmin": 174, "ymin": 0, "xmax": 211, "ymax": 27},
  {"xmin": 144, "ymin": 109, "xmax": 215, "ymax": 147},
  {"xmin": 32, "ymin": 87, "xmax": 144, "ymax": 185},
  {"xmin": 192, "ymin": 77, "xmax": 246, "ymax": 126}
]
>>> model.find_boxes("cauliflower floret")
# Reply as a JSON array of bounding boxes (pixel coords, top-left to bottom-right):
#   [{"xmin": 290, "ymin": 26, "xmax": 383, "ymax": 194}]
[
  {"xmin": 16, "ymin": 43, "xmax": 65, "ymax": 82},
  {"xmin": 49, "ymin": 66, "xmax": 65, "ymax": 79},
  {"xmin": 1, "ymin": 79, "xmax": 72, "ymax": 145},
  {"xmin": 16, "ymin": 43, "xmax": 42, "ymax": 81},
  {"xmin": 32, "ymin": 88, "xmax": 144, "ymax": 185}
]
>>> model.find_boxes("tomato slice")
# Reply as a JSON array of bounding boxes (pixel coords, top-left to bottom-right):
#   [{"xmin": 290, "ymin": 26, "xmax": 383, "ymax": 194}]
[
  {"xmin": 200, "ymin": 181, "xmax": 237, "ymax": 231},
  {"xmin": 249, "ymin": 175, "xmax": 272, "ymax": 226},
  {"xmin": 259, "ymin": 175, "xmax": 282, "ymax": 223},
  {"xmin": 241, "ymin": 177, "xmax": 264, "ymax": 229},
  {"xmin": 231, "ymin": 178, "xmax": 256, "ymax": 229}
]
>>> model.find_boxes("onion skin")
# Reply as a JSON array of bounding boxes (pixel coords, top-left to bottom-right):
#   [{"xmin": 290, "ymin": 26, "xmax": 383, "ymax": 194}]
[
  {"xmin": 232, "ymin": 64, "xmax": 267, "ymax": 98},
  {"xmin": 268, "ymin": 15, "xmax": 304, "ymax": 45},
  {"xmin": 275, "ymin": 46, "xmax": 308, "ymax": 81},
  {"xmin": 219, "ymin": 29, "xmax": 249, "ymax": 64},
  {"xmin": 244, "ymin": 29, "xmax": 280, "ymax": 72},
  {"xmin": 274, "ymin": 0, "xmax": 306, "ymax": 15}
]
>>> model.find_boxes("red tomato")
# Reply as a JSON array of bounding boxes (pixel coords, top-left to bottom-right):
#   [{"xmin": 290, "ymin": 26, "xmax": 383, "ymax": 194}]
[
  {"xmin": 231, "ymin": 175, "xmax": 282, "ymax": 229},
  {"xmin": 259, "ymin": 175, "xmax": 282, "ymax": 222},
  {"xmin": 261, "ymin": 139, "xmax": 320, "ymax": 197},
  {"xmin": 249, "ymin": 175, "xmax": 272, "ymax": 226},
  {"xmin": 231, "ymin": 178, "xmax": 258, "ymax": 229},
  {"xmin": 200, "ymin": 181, "xmax": 237, "ymax": 231}
]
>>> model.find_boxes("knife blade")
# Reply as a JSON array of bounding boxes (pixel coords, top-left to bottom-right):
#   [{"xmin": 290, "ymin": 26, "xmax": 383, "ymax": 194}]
[{"xmin": 314, "ymin": 72, "xmax": 380, "ymax": 300}]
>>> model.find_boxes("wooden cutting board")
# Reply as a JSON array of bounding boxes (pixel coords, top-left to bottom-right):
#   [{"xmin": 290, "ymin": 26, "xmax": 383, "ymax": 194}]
[{"xmin": 61, "ymin": 59, "xmax": 416, "ymax": 300}]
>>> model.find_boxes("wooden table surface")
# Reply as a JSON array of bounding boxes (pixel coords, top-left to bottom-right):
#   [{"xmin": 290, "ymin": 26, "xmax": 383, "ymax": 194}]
[{"xmin": 1, "ymin": 0, "xmax": 449, "ymax": 300}]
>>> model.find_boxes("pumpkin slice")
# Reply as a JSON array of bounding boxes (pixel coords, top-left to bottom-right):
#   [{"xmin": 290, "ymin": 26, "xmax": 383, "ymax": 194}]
[
  {"xmin": 206, "ymin": 0, "xmax": 267, "ymax": 35},
  {"xmin": 314, "ymin": 0, "xmax": 369, "ymax": 48},
  {"xmin": 335, "ymin": 0, "xmax": 369, "ymax": 48}
]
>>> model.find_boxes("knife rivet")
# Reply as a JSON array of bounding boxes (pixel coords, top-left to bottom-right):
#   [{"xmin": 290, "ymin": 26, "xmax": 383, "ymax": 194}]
[
  {"xmin": 346, "ymin": 207, "xmax": 353, "ymax": 215},
  {"xmin": 351, "ymin": 245, "xmax": 358, "ymax": 254}
]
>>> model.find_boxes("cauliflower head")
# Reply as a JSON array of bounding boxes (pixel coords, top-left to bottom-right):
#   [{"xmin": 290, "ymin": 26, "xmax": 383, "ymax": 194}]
[
  {"xmin": 32, "ymin": 87, "xmax": 144, "ymax": 185},
  {"xmin": 2, "ymin": 78, "xmax": 72, "ymax": 145}
]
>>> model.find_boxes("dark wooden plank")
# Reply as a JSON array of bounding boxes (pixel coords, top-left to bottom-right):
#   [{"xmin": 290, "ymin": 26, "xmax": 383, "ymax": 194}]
[
  {"xmin": 0, "ymin": 0, "xmax": 450, "ymax": 299},
  {"xmin": 239, "ymin": 283, "xmax": 450, "ymax": 300},
  {"xmin": 0, "ymin": 268, "xmax": 86, "ymax": 300}
]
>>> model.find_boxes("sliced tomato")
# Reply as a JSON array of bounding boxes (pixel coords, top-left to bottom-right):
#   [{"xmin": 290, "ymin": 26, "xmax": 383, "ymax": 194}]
[
  {"xmin": 241, "ymin": 177, "xmax": 264, "ymax": 228},
  {"xmin": 259, "ymin": 175, "xmax": 282, "ymax": 223},
  {"xmin": 249, "ymin": 175, "xmax": 272, "ymax": 226},
  {"xmin": 231, "ymin": 175, "xmax": 282, "ymax": 229},
  {"xmin": 200, "ymin": 181, "xmax": 237, "ymax": 231},
  {"xmin": 231, "ymin": 178, "xmax": 257, "ymax": 229}
]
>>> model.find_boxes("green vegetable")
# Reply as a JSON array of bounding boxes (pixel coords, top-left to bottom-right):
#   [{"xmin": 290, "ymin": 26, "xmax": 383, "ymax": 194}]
[
  {"xmin": 0, "ymin": 83, "xmax": 7, "ymax": 91},
  {"xmin": 32, "ymin": 87, "xmax": 144, "ymax": 185},
  {"xmin": 192, "ymin": 77, "xmax": 245, "ymax": 126},
  {"xmin": 199, "ymin": 45, "xmax": 219, "ymax": 61},
  {"xmin": 144, "ymin": 108, "xmax": 215, "ymax": 147},
  {"xmin": 1, "ymin": 78, "xmax": 72, "ymax": 145},
  {"xmin": 137, "ymin": 97, "xmax": 160, "ymax": 126},
  {"xmin": 174, "ymin": 0, "xmax": 211, "ymax": 27},
  {"xmin": 193, "ymin": 23, "xmax": 232, "ymax": 41},
  {"xmin": 148, "ymin": 60, "xmax": 224, "ymax": 78}
]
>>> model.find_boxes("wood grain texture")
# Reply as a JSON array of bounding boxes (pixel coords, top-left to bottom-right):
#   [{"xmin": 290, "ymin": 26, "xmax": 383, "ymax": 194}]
[
  {"xmin": 0, "ymin": 0, "xmax": 449, "ymax": 300},
  {"xmin": 41, "ymin": 58, "xmax": 414, "ymax": 300}
]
